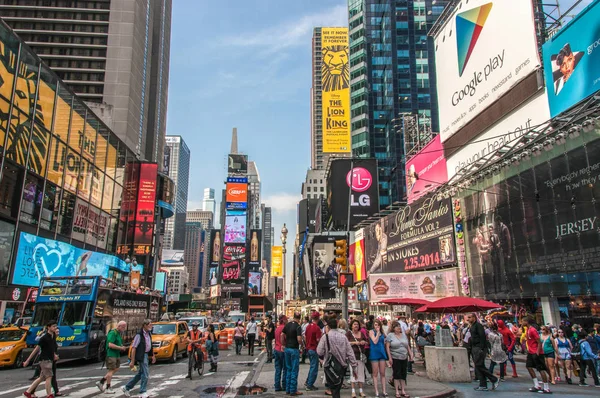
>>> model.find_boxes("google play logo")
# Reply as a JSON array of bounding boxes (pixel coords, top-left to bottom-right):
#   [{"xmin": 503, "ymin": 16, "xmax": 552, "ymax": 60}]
[{"xmin": 456, "ymin": 2, "xmax": 493, "ymax": 76}]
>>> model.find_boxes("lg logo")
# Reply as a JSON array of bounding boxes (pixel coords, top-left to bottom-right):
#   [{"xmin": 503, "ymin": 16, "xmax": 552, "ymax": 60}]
[{"xmin": 346, "ymin": 167, "xmax": 372, "ymax": 207}]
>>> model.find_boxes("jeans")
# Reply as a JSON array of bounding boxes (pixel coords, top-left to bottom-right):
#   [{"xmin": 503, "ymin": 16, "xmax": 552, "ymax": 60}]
[
  {"xmin": 247, "ymin": 333, "xmax": 256, "ymax": 355},
  {"xmin": 489, "ymin": 360, "xmax": 506, "ymax": 379},
  {"xmin": 305, "ymin": 349, "xmax": 319, "ymax": 388},
  {"xmin": 126, "ymin": 354, "xmax": 150, "ymax": 394},
  {"xmin": 285, "ymin": 348, "xmax": 300, "ymax": 394},
  {"xmin": 235, "ymin": 337, "xmax": 243, "ymax": 354},
  {"xmin": 472, "ymin": 347, "xmax": 498, "ymax": 388},
  {"xmin": 274, "ymin": 350, "xmax": 287, "ymax": 391},
  {"xmin": 580, "ymin": 358, "xmax": 600, "ymax": 385},
  {"xmin": 266, "ymin": 338, "xmax": 273, "ymax": 361}
]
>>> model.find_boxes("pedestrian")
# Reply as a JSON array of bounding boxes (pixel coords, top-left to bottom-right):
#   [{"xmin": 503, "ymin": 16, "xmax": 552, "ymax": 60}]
[
  {"xmin": 467, "ymin": 313, "xmax": 499, "ymax": 392},
  {"xmin": 398, "ymin": 316, "xmax": 414, "ymax": 374},
  {"xmin": 301, "ymin": 316, "xmax": 310, "ymax": 364},
  {"xmin": 122, "ymin": 319, "xmax": 156, "ymax": 398},
  {"xmin": 347, "ymin": 319, "xmax": 368, "ymax": 398},
  {"xmin": 576, "ymin": 330, "xmax": 600, "ymax": 387},
  {"xmin": 265, "ymin": 315, "xmax": 275, "ymax": 363},
  {"xmin": 497, "ymin": 320, "xmax": 518, "ymax": 378},
  {"xmin": 385, "ymin": 320, "xmax": 413, "ymax": 398},
  {"xmin": 274, "ymin": 315, "xmax": 288, "ymax": 392},
  {"xmin": 521, "ymin": 317, "xmax": 552, "ymax": 393},
  {"xmin": 304, "ymin": 312, "xmax": 322, "ymax": 391},
  {"xmin": 540, "ymin": 325, "xmax": 558, "ymax": 384},
  {"xmin": 317, "ymin": 318, "xmax": 358, "ymax": 398},
  {"xmin": 382, "ymin": 319, "xmax": 389, "ymax": 335},
  {"xmin": 555, "ymin": 328, "xmax": 574, "ymax": 384},
  {"xmin": 246, "ymin": 317, "xmax": 257, "ymax": 355},
  {"xmin": 234, "ymin": 321, "xmax": 245, "ymax": 355},
  {"xmin": 206, "ymin": 324, "xmax": 219, "ymax": 372},
  {"xmin": 23, "ymin": 320, "xmax": 59, "ymax": 398},
  {"xmin": 369, "ymin": 319, "xmax": 388, "ymax": 397},
  {"xmin": 257, "ymin": 321, "xmax": 263, "ymax": 347},
  {"xmin": 185, "ymin": 321, "xmax": 203, "ymax": 379},
  {"xmin": 487, "ymin": 323, "xmax": 508, "ymax": 382},
  {"xmin": 282, "ymin": 312, "xmax": 303, "ymax": 396},
  {"xmin": 366, "ymin": 315, "xmax": 375, "ymax": 331},
  {"xmin": 96, "ymin": 321, "xmax": 128, "ymax": 393}
]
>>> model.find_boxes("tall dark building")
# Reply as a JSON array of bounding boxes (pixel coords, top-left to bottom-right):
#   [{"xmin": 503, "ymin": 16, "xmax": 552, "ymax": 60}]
[
  {"xmin": 163, "ymin": 136, "xmax": 190, "ymax": 250},
  {"xmin": 261, "ymin": 205, "xmax": 272, "ymax": 271},
  {"xmin": 348, "ymin": 0, "xmax": 447, "ymax": 206},
  {"xmin": 0, "ymin": 0, "xmax": 172, "ymax": 164}
]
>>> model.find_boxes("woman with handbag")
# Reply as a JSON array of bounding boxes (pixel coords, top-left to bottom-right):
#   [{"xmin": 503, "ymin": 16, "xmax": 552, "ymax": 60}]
[
  {"xmin": 234, "ymin": 321, "xmax": 245, "ymax": 355},
  {"xmin": 487, "ymin": 323, "xmax": 508, "ymax": 381},
  {"xmin": 369, "ymin": 320, "xmax": 389, "ymax": 398},
  {"xmin": 347, "ymin": 320, "xmax": 368, "ymax": 398},
  {"xmin": 385, "ymin": 321, "xmax": 413, "ymax": 398},
  {"xmin": 317, "ymin": 318, "xmax": 358, "ymax": 398}
]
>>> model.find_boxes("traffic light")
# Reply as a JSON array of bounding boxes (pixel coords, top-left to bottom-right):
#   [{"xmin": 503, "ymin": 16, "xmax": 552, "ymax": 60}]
[
  {"xmin": 333, "ymin": 239, "xmax": 348, "ymax": 272},
  {"xmin": 338, "ymin": 272, "xmax": 354, "ymax": 288}
]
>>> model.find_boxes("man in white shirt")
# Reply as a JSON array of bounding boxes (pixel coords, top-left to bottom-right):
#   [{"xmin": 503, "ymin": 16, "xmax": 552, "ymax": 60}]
[{"xmin": 246, "ymin": 317, "xmax": 258, "ymax": 356}]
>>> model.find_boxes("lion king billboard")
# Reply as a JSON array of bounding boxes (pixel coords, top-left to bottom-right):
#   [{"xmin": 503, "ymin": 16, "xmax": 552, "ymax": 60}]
[{"xmin": 322, "ymin": 27, "xmax": 351, "ymax": 153}]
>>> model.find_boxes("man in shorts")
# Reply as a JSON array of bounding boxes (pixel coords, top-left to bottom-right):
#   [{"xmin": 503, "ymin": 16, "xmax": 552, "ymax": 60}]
[
  {"xmin": 97, "ymin": 321, "xmax": 128, "ymax": 393},
  {"xmin": 23, "ymin": 320, "xmax": 59, "ymax": 398},
  {"xmin": 522, "ymin": 317, "xmax": 552, "ymax": 394}
]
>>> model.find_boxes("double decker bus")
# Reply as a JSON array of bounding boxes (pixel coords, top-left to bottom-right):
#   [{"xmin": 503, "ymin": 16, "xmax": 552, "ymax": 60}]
[{"xmin": 26, "ymin": 276, "xmax": 162, "ymax": 361}]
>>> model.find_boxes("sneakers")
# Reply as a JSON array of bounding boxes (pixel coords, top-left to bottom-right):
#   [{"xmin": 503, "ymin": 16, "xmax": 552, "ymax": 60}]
[
  {"xmin": 96, "ymin": 381, "xmax": 106, "ymax": 392},
  {"xmin": 473, "ymin": 386, "xmax": 489, "ymax": 391},
  {"xmin": 105, "ymin": 388, "xmax": 115, "ymax": 395},
  {"xmin": 305, "ymin": 386, "xmax": 318, "ymax": 391},
  {"xmin": 492, "ymin": 380, "xmax": 500, "ymax": 390},
  {"xmin": 579, "ymin": 382, "xmax": 589, "ymax": 386},
  {"xmin": 121, "ymin": 387, "xmax": 131, "ymax": 397}
]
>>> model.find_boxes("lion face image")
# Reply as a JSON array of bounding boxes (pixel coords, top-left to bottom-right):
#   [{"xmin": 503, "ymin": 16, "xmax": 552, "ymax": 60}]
[{"xmin": 322, "ymin": 45, "xmax": 349, "ymax": 92}]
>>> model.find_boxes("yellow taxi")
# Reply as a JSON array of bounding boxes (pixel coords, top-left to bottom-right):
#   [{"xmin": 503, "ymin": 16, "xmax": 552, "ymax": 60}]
[
  {"xmin": 150, "ymin": 321, "xmax": 189, "ymax": 363},
  {"xmin": 0, "ymin": 326, "xmax": 28, "ymax": 368}
]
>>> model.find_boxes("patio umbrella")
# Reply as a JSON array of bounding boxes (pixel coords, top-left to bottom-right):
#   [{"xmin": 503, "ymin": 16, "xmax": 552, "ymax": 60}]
[
  {"xmin": 414, "ymin": 297, "xmax": 502, "ymax": 313},
  {"xmin": 380, "ymin": 298, "xmax": 431, "ymax": 307}
]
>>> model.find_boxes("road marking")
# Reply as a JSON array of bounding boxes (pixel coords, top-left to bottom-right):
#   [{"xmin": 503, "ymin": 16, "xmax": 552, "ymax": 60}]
[
  {"xmin": 202, "ymin": 372, "xmax": 215, "ymax": 377},
  {"xmin": 222, "ymin": 371, "xmax": 249, "ymax": 398},
  {"xmin": 0, "ymin": 386, "xmax": 29, "ymax": 396},
  {"xmin": 168, "ymin": 374, "xmax": 187, "ymax": 380}
]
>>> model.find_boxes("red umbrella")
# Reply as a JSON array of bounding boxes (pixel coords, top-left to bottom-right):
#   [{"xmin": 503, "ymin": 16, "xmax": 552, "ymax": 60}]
[
  {"xmin": 380, "ymin": 298, "xmax": 431, "ymax": 307},
  {"xmin": 414, "ymin": 297, "xmax": 502, "ymax": 313}
]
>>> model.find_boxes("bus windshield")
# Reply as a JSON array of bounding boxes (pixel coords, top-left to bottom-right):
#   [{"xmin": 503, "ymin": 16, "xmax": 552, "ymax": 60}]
[
  {"xmin": 32, "ymin": 302, "xmax": 62, "ymax": 327},
  {"xmin": 152, "ymin": 324, "xmax": 176, "ymax": 335}
]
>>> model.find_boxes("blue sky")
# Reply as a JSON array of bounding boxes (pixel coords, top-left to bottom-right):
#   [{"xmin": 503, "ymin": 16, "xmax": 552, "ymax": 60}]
[{"xmin": 166, "ymin": 0, "xmax": 347, "ymax": 277}]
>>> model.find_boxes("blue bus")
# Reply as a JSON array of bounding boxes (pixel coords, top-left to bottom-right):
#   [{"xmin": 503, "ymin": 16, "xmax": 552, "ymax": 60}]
[{"xmin": 26, "ymin": 276, "xmax": 162, "ymax": 361}]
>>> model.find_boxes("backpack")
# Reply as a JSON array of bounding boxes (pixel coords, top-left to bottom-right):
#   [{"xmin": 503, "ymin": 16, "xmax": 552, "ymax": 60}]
[
  {"xmin": 323, "ymin": 334, "xmax": 346, "ymax": 386},
  {"xmin": 571, "ymin": 339, "xmax": 582, "ymax": 360}
]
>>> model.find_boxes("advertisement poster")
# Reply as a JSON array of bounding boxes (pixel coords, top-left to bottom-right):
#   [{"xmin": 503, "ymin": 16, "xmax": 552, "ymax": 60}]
[
  {"xmin": 210, "ymin": 284, "xmax": 222, "ymax": 298},
  {"xmin": 222, "ymin": 245, "xmax": 245, "ymax": 282},
  {"xmin": 405, "ymin": 135, "xmax": 448, "ymax": 203},
  {"xmin": 365, "ymin": 197, "xmax": 455, "ymax": 274},
  {"xmin": 12, "ymin": 232, "xmax": 130, "ymax": 287},
  {"xmin": 208, "ymin": 267, "xmax": 218, "ymax": 286},
  {"xmin": 134, "ymin": 163, "xmax": 158, "ymax": 252},
  {"xmin": 321, "ymin": 27, "xmax": 351, "ymax": 153},
  {"xmin": 161, "ymin": 250, "xmax": 184, "ymax": 266},
  {"xmin": 313, "ymin": 241, "xmax": 337, "ymax": 280},
  {"xmin": 154, "ymin": 272, "xmax": 166, "ymax": 293},
  {"xmin": 228, "ymin": 154, "xmax": 248, "ymax": 174},
  {"xmin": 209, "ymin": 229, "xmax": 221, "ymax": 266},
  {"xmin": 463, "ymin": 138, "xmax": 600, "ymax": 298},
  {"xmin": 71, "ymin": 198, "xmax": 110, "ymax": 249},
  {"xmin": 368, "ymin": 268, "xmax": 460, "ymax": 301},
  {"xmin": 225, "ymin": 212, "xmax": 247, "ymax": 244},
  {"xmin": 225, "ymin": 182, "xmax": 248, "ymax": 210},
  {"xmin": 446, "ymin": 92, "xmax": 550, "ymax": 180},
  {"xmin": 248, "ymin": 229, "xmax": 262, "ymax": 267},
  {"xmin": 130, "ymin": 270, "xmax": 141, "ymax": 290},
  {"xmin": 434, "ymin": 0, "xmax": 540, "ymax": 142},
  {"xmin": 120, "ymin": 162, "xmax": 139, "ymax": 224},
  {"xmin": 271, "ymin": 246, "xmax": 283, "ymax": 277},
  {"xmin": 349, "ymin": 229, "xmax": 367, "ymax": 282},
  {"xmin": 543, "ymin": 1, "xmax": 600, "ymax": 117},
  {"xmin": 248, "ymin": 271, "xmax": 261, "ymax": 295},
  {"xmin": 326, "ymin": 158, "xmax": 379, "ymax": 229}
]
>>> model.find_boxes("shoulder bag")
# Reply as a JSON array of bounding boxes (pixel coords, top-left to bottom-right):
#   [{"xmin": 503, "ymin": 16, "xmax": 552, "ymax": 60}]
[{"xmin": 323, "ymin": 334, "xmax": 346, "ymax": 386}]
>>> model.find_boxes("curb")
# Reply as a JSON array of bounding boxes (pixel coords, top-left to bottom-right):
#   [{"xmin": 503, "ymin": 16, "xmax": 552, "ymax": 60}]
[
  {"xmin": 419, "ymin": 388, "xmax": 458, "ymax": 398},
  {"xmin": 243, "ymin": 350, "xmax": 268, "ymax": 387}
]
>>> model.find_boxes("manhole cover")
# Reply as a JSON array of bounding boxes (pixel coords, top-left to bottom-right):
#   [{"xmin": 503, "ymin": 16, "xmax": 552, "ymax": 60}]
[{"xmin": 237, "ymin": 385, "xmax": 268, "ymax": 395}]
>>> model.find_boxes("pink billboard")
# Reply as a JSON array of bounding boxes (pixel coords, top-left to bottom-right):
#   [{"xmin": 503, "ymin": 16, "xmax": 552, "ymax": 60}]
[{"xmin": 405, "ymin": 135, "xmax": 448, "ymax": 203}]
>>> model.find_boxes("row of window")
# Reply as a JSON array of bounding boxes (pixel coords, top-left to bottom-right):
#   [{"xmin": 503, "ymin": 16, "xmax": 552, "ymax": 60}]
[
  {"xmin": 0, "ymin": 1, "xmax": 110, "ymax": 10},
  {"xmin": 17, "ymin": 33, "xmax": 108, "ymax": 45},
  {"xmin": 31, "ymin": 45, "xmax": 107, "ymax": 57},
  {"xmin": 305, "ymin": 186, "xmax": 325, "ymax": 193},
  {"xmin": 8, "ymin": 21, "xmax": 109, "ymax": 33},
  {"xmin": 0, "ymin": 9, "xmax": 109, "ymax": 21}
]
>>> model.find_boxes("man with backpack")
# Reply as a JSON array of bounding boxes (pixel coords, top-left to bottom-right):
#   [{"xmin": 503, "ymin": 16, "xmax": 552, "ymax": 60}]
[{"xmin": 96, "ymin": 321, "xmax": 128, "ymax": 393}]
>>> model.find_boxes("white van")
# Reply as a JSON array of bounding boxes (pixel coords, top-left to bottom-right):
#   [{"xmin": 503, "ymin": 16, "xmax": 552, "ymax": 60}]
[{"xmin": 179, "ymin": 316, "xmax": 208, "ymax": 331}]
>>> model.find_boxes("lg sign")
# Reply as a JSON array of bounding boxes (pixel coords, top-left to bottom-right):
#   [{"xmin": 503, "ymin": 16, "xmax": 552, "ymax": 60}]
[{"xmin": 347, "ymin": 167, "xmax": 372, "ymax": 207}]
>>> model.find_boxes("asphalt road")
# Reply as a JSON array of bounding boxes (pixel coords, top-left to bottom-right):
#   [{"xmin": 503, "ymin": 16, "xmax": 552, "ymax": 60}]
[{"xmin": 0, "ymin": 348, "xmax": 264, "ymax": 398}]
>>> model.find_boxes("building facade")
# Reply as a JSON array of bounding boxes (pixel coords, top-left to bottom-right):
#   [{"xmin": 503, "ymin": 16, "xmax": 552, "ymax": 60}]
[
  {"xmin": 348, "ymin": 0, "xmax": 447, "ymax": 207},
  {"xmin": 187, "ymin": 210, "xmax": 213, "ymax": 288},
  {"xmin": 247, "ymin": 161, "xmax": 261, "ymax": 229},
  {"xmin": 163, "ymin": 135, "xmax": 190, "ymax": 250},
  {"xmin": 0, "ymin": 0, "xmax": 172, "ymax": 164},
  {"xmin": 202, "ymin": 188, "xmax": 216, "ymax": 214},
  {"xmin": 301, "ymin": 169, "xmax": 326, "ymax": 200},
  {"xmin": 261, "ymin": 205, "xmax": 272, "ymax": 272},
  {"xmin": 184, "ymin": 222, "xmax": 205, "ymax": 291},
  {"xmin": 165, "ymin": 266, "xmax": 187, "ymax": 295}
]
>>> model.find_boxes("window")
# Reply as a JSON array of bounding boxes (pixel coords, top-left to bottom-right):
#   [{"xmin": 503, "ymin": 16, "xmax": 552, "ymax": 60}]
[
  {"xmin": 320, "ymin": 187, "xmax": 324, "ymax": 192},
  {"xmin": 0, "ymin": 161, "xmax": 23, "ymax": 218},
  {"xmin": 41, "ymin": 181, "xmax": 58, "ymax": 231},
  {"xmin": 0, "ymin": 220, "xmax": 15, "ymax": 285},
  {"xmin": 307, "ymin": 187, "xmax": 311, "ymax": 192},
  {"xmin": 62, "ymin": 302, "xmax": 89, "ymax": 326},
  {"xmin": 20, "ymin": 173, "xmax": 43, "ymax": 225},
  {"xmin": 58, "ymin": 191, "xmax": 76, "ymax": 236},
  {"xmin": 32, "ymin": 303, "xmax": 62, "ymax": 327}
]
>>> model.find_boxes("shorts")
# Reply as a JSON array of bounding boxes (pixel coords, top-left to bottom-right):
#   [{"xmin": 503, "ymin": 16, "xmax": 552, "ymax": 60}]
[
  {"xmin": 526, "ymin": 353, "xmax": 548, "ymax": 372},
  {"xmin": 544, "ymin": 352, "xmax": 555, "ymax": 359},
  {"xmin": 106, "ymin": 357, "xmax": 121, "ymax": 370},
  {"xmin": 392, "ymin": 358, "xmax": 408, "ymax": 381},
  {"xmin": 40, "ymin": 360, "xmax": 53, "ymax": 380}
]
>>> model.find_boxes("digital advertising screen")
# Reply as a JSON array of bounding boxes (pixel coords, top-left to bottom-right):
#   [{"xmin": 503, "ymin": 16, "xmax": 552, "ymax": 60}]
[{"xmin": 225, "ymin": 212, "xmax": 247, "ymax": 244}]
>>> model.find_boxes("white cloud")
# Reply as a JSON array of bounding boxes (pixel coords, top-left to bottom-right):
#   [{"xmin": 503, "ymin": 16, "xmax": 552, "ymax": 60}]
[
  {"xmin": 263, "ymin": 192, "xmax": 302, "ymax": 213},
  {"xmin": 220, "ymin": 5, "xmax": 348, "ymax": 53}
]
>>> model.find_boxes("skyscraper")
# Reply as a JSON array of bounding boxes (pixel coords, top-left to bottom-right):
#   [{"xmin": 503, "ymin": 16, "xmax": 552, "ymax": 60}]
[
  {"xmin": 184, "ymin": 222, "xmax": 205, "ymax": 291},
  {"xmin": 0, "ymin": 0, "xmax": 172, "ymax": 163},
  {"xmin": 202, "ymin": 188, "xmax": 216, "ymax": 215},
  {"xmin": 261, "ymin": 205, "xmax": 273, "ymax": 271},
  {"xmin": 348, "ymin": 0, "xmax": 447, "ymax": 206},
  {"xmin": 247, "ymin": 161, "xmax": 261, "ymax": 229},
  {"xmin": 164, "ymin": 136, "xmax": 190, "ymax": 250}
]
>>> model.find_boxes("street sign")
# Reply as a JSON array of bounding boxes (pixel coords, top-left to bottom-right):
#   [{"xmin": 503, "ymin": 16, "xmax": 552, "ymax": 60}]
[{"xmin": 338, "ymin": 272, "xmax": 354, "ymax": 288}]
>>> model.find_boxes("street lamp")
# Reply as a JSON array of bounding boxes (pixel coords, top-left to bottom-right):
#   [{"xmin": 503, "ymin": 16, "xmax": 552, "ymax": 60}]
[{"xmin": 280, "ymin": 224, "xmax": 288, "ymax": 315}]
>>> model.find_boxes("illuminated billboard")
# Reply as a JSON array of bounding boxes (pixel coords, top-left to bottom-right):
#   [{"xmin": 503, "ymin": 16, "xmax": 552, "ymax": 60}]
[
  {"xmin": 134, "ymin": 163, "xmax": 158, "ymax": 254},
  {"xmin": 434, "ymin": 0, "xmax": 540, "ymax": 143},
  {"xmin": 72, "ymin": 198, "xmax": 111, "ymax": 249},
  {"xmin": 271, "ymin": 246, "xmax": 283, "ymax": 277},
  {"xmin": 321, "ymin": 27, "xmax": 351, "ymax": 153},
  {"xmin": 223, "ymin": 245, "xmax": 245, "ymax": 282},
  {"xmin": 405, "ymin": 135, "xmax": 448, "ymax": 203},
  {"xmin": 225, "ymin": 182, "xmax": 248, "ymax": 210},
  {"xmin": 542, "ymin": 0, "xmax": 600, "ymax": 117},
  {"xmin": 224, "ymin": 212, "xmax": 247, "ymax": 244},
  {"xmin": 228, "ymin": 154, "xmax": 248, "ymax": 174}
]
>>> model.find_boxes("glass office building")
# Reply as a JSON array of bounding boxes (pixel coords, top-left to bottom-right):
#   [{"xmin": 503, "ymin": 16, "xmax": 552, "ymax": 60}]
[{"xmin": 348, "ymin": 0, "xmax": 447, "ymax": 207}]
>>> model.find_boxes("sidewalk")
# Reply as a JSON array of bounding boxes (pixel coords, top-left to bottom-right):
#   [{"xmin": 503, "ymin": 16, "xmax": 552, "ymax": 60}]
[{"xmin": 254, "ymin": 356, "xmax": 456, "ymax": 398}]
